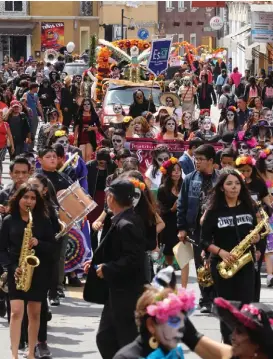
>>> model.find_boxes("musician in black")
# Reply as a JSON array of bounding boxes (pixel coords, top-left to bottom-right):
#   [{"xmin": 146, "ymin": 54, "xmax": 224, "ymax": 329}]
[
  {"xmin": 200, "ymin": 168, "xmax": 259, "ymax": 344},
  {"xmin": 0, "ymin": 184, "xmax": 56, "ymax": 359}
]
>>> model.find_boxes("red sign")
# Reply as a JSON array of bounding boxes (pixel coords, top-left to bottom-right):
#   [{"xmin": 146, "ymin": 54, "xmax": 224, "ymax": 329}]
[
  {"xmin": 41, "ymin": 22, "xmax": 65, "ymax": 52},
  {"xmin": 191, "ymin": 1, "xmax": 226, "ymax": 7},
  {"xmin": 126, "ymin": 138, "xmax": 224, "ymax": 174}
]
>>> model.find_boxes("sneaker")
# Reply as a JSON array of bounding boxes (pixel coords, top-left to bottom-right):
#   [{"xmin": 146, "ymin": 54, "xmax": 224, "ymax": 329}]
[
  {"xmin": 35, "ymin": 342, "xmax": 52, "ymax": 358},
  {"xmin": 49, "ymin": 296, "xmax": 60, "ymax": 306},
  {"xmin": 267, "ymin": 276, "xmax": 273, "ymax": 287},
  {"xmin": 200, "ymin": 305, "xmax": 211, "ymax": 314},
  {"xmin": 47, "ymin": 308, "xmax": 52, "ymax": 322},
  {"xmin": 57, "ymin": 288, "xmax": 65, "ymax": 298},
  {"xmin": 68, "ymin": 276, "xmax": 82, "ymax": 287}
]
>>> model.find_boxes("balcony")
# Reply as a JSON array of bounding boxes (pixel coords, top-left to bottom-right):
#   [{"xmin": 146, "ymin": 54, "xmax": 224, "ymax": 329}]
[
  {"xmin": 0, "ymin": 1, "xmax": 28, "ymax": 16},
  {"xmin": 80, "ymin": 1, "xmax": 93, "ymax": 16}
]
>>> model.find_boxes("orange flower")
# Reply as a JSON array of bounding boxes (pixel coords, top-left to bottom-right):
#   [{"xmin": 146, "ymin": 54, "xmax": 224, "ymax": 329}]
[{"xmin": 160, "ymin": 166, "xmax": 167, "ymax": 175}]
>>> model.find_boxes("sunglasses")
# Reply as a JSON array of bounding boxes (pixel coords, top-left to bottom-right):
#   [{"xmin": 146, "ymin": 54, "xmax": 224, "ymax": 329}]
[{"xmin": 157, "ymin": 156, "xmax": 169, "ymax": 162}]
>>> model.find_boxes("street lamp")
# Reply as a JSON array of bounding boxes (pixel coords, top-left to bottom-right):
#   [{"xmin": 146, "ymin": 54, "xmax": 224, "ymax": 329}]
[{"xmin": 121, "ymin": 9, "xmax": 135, "ymax": 39}]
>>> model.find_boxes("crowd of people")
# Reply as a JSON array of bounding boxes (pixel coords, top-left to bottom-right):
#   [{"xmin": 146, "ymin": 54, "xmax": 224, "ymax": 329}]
[{"xmin": 0, "ymin": 52, "xmax": 272, "ymax": 359}]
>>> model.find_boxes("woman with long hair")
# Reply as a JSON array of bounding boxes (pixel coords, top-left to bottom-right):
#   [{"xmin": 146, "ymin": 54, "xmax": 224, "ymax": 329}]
[
  {"xmin": 74, "ymin": 97, "xmax": 101, "ymax": 161},
  {"xmin": 244, "ymin": 77, "xmax": 261, "ymax": 103},
  {"xmin": 243, "ymin": 109, "xmax": 260, "ymax": 131},
  {"xmin": 132, "ymin": 116, "xmax": 154, "ymax": 138},
  {"xmin": 145, "ymin": 145, "xmax": 170, "ymax": 194},
  {"xmin": 262, "ymin": 77, "xmax": 273, "ymax": 109},
  {"xmin": 217, "ymin": 106, "xmax": 239, "ymax": 137},
  {"xmin": 178, "ymin": 111, "xmax": 192, "ymax": 140},
  {"xmin": 5, "ymin": 86, "xmax": 15, "ymax": 107},
  {"xmin": 201, "ymin": 168, "xmax": 259, "ymax": 343},
  {"xmin": 157, "ymin": 116, "xmax": 184, "ymax": 140},
  {"xmin": 0, "ymin": 108, "xmax": 14, "ymax": 180},
  {"xmin": 0, "ymin": 184, "xmax": 56, "ymax": 359}
]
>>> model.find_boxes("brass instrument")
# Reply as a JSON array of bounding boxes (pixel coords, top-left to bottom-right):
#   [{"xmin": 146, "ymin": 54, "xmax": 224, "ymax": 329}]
[
  {"xmin": 197, "ymin": 265, "xmax": 214, "ymax": 287},
  {"xmin": 58, "ymin": 153, "xmax": 79, "ymax": 173},
  {"xmin": 0, "ymin": 272, "xmax": 8, "ymax": 293},
  {"xmin": 55, "ymin": 218, "xmax": 67, "ymax": 240},
  {"xmin": 217, "ymin": 203, "xmax": 270, "ymax": 280},
  {"xmin": 16, "ymin": 208, "xmax": 40, "ymax": 292}
]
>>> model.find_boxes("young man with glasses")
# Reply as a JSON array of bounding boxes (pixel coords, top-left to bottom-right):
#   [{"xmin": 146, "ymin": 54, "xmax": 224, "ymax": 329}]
[{"xmin": 177, "ymin": 144, "xmax": 219, "ymax": 313}]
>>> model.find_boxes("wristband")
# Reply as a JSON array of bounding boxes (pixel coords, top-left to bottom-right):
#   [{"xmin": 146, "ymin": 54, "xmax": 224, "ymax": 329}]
[{"xmin": 217, "ymin": 248, "xmax": 221, "ymax": 256}]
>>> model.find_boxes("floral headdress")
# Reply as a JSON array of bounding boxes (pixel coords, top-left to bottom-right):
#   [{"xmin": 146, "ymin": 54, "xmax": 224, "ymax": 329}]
[
  {"xmin": 129, "ymin": 178, "xmax": 146, "ymax": 191},
  {"xmin": 260, "ymin": 148, "xmax": 271, "ymax": 159},
  {"xmin": 123, "ymin": 116, "xmax": 133, "ymax": 123},
  {"xmin": 235, "ymin": 156, "xmax": 256, "ymax": 167},
  {"xmin": 160, "ymin": 157, "xmax": 178, "ymax": 175},
  {"xmin": 227, "ymin": 105, "xmax": 237, "ymax": 113},
  {"xmin": 232, "ymin": 131, "xmax": 258, "ymax": 150},
  {"xmin": 147, "ymin": 288, "xmax": 196, "ymax": 323},
  {"xmin": 199, "ymin": 108, "xmax": 210, "ymax": 116},
  {"xmin": 54, "ymin": 130, "xmax": 66, "ymax": 138}
]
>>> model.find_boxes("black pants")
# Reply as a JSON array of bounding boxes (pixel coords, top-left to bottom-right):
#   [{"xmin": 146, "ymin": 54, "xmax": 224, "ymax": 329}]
[
  {"xmin": 254, "ymin": 239, "xmax": 266, "ymax": 302},
  {"xmin": 211, "ymin": 259, "xmax": 255, "ymax": 344},
  {"xmin": 96, "ymin": 296, "xmax": 138, "ymax": 359},
  {"xmin": 62, "ymin": 109, "xmax": 73, "ymax": 128},
  {"xmin": 192, "ymin": 228, "xmax": 215, "ymax": 307},
  {"xmin": 38, "ymin": 298, "xmax": 48, "ymax": 342}
]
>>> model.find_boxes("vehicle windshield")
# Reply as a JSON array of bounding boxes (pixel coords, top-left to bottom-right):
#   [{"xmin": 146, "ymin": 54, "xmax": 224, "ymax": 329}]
[
  {"xmin": 63, "ymin": 64, "xmax": 88, "ymax": 76},
  {"xmin": 105, "ymin": 87, "xmax": 161, "ymax": 107}
]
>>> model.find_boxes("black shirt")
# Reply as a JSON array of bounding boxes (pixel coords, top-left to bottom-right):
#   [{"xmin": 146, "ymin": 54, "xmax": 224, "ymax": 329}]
[
  {"xmin": 246, "ymin": 178, "xmax": 268, "ymax": 202},
  {"xmin": 113, "ymin": 336, "xmax": 152, "ymax": 359},
  {"xmin": 37, "ymin": 169, "xmax": 71, "ymax": 193}
]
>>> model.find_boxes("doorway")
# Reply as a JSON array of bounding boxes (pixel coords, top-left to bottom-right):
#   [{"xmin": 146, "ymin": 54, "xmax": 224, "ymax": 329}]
[{"xmin": 10, "ymin": 36, "xmax": 26, "ymax": 61}]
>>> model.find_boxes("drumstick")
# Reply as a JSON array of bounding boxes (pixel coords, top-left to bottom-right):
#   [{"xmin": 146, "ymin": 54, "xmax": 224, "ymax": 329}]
[{"xmin": 185, "ymin": 236, "xmax": 199, "ymax": 247}]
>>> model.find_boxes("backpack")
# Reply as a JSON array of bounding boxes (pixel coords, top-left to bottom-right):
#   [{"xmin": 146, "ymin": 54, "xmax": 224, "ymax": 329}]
[
  {"xmin": 225, "ymin": 94, "xmax": 237, "ymax": 108},
  {"xmin": 265, "ymin": 86, "xmax": 273, "ymax": 99}
]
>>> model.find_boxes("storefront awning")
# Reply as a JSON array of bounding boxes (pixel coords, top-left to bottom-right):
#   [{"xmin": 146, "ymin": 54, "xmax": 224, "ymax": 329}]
[
  {"xmin": 0, "ymin": 22, "xmax": 36, "ymax": 36},
  {"xmin": 245, "ymin": 42, "xmax": 267, "ymax": 61},
  {"xmin": 222, "ymin": 24, "xmax": 251, "ymax": 48}
]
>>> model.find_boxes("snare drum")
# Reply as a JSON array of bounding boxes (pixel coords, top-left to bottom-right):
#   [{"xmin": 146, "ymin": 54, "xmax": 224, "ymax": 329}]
[{"xmin": 57, "ymin": 182, "xmax": 97, "ymax": 238}]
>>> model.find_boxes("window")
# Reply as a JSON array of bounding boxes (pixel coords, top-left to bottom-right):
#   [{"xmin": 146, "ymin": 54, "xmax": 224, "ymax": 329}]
[
  {"xmin": 178, "ymin": 34, "xmax": 184, "ymax": 56},
  {"xmin": 190, "ymin": 33, "xmax": 196, "ymax": 47},
  {"xmin": 5, "ymin": 1, "xmax": 23, "ymax": 11},
  {"xmin": 166, "ymin": 1, "xmax": 172, "ymax": 10},
  {"xmin": 178, "ymin": 1, "xmax": 185, "ymax": 10}
]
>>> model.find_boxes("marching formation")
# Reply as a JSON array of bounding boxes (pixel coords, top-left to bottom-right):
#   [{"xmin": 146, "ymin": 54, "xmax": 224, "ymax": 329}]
[{"xmin": 0, "ymin": 40, "xmax": 273, "ymax": 359}]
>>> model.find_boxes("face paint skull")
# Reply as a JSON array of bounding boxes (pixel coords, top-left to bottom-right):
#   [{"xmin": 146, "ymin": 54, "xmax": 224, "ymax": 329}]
[
  {"xmin": 165, "ymin": 97, "xmax": 174, "ymax": 107},
  {"xmin": 75, "ymin": 76, "xmax": 82, "ymax": 83},
  {"xmin": 203, "ymin": 117, "xmax": 212, "ymax": 132},
  {"xmin": 132, "ymin": 187, "xmax": 141, "ymax": 207},
  {"xmin": 238, "ymin": 142, "xmax": 250, "ymax": 156},
  {"xmin": 165, "ymin": 119, "xmax": 176, "ymax": 132},
  {"xmin": 112, "ymin": 135, "xmax": 124, "ymax": 151},
  {"xmin": 183, "ymin": 113, "xmax": 192, "ymax": 128},
  {"xmin": 265, "ymin": 154, "xmax": 273, "ymax": 171},
  {"xmin": 113, "ymin": 104, "xmax": 123, "ymax": 115},
  {"xmin": 226, "ymin": 111, "xmax": 235, "ymax": 121},
  {"xmin": 55, "ymin": 135, "xmax": 69, "ymax": 153},
  {"xmin": 265, "ymin": 110, "xmax": 273, "ymax": 125},
  {"xmin": 135, "ymin": 91, "xmax": 144, "ymax": 104},
  {"xmin": 154, "ymin": 312, "xmax": 186, "ymax": 350},
  {"xmin": 61, "ymin": 72, "xmax": 67, "ymax": 80},
  {"xmin": 155, "ymin": 152, "xmax": 170, "ymax": 167}
]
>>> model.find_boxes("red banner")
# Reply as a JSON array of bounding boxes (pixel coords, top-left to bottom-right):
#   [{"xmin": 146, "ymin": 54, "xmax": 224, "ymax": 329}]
[
  {"xmin": 191, "ymin": 1, "xmax": 226, "ymax": 7},
  {"xmin": 126, "ymin": 138, "xmax": 224, "ymax": 173},
  {"xmin": 41, "ymin": 22, "xmax": 65, "ymax": 52}
]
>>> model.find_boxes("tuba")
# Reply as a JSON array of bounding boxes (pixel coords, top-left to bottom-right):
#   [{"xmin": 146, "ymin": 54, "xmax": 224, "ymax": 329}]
[
  {"xmin": 44, "ymin": 49, "xmax": 58, "ymax": 64},
  {"xmin": 217, "ymin": 203, "xmax": 270, "ymax": 280},
  {"xmin": 16, "ymin": 208, "xmax": 40, "ymax": 292}
]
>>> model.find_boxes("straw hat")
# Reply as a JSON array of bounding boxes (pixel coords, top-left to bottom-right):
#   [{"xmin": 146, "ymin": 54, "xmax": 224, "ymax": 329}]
[{"xmin": 159, "ymin": 92, "xmax": 180, "ymax": 108}]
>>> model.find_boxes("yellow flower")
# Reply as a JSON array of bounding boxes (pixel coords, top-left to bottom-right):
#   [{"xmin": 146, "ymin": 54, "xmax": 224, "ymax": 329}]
[
  {"xmin": 170, "ymin": 157, "xmax": 178, "ymax": 165},
  {"xmin": 123, "ymin": 116, "xmax": 133, "ymax": 123},
  {"xmin": 55, "ymin": 130, "xmax": 66, "ymax": 137}
]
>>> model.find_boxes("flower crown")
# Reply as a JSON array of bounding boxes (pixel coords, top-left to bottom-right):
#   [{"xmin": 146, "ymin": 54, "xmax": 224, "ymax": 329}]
[
  {"xmin": 146, "ymin": 288, "xmax": 196, "ymax": 323},
  {"xmin": 123, "ymin": 116, "xmax": 133, "ymax": 123},
  {"xmin": 160, "ymin": 157, "xmax": 178, "ymax": 175},
  {"xmin": 235, "ymin": 156, "xmax": 256, "ymax": 167},
  {"xmin": 260, "ymin": 148, "xmax": 271, "ymax": 159},
  {"xmin": 130, "ymin": 178, "xmax": 146, "ymax": 191},
  {"xmin": 55, "ymin": 130, "xmax": 66, "ymax": 138},
  {"xmin": 240, "ymin": 304, "xmax": 273, "ymax": 328}
]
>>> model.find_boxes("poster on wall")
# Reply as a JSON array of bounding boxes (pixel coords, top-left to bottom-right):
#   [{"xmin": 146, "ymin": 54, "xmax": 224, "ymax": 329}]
[
  {"xmin": 251, "ymin": 12, "xmax": 273, "ymax": 43},
  {"xmin": 41, "ymin": 22, "xmax": 64, "ymax": 52}
]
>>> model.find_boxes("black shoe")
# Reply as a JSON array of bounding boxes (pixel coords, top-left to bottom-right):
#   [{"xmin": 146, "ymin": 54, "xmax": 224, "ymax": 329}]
[
  {"xmin": 57, "ymin": 288, "xmax": 65, "ymax": 298},
  {"xmin": 47, "ymin": 308, "xmax": 52, "ymax": 322},
  {"xmin": 49, "ymin": 296, "xmax": 60, "ymax": 306},
  {"xmin": 19, "ymin": 342, "xmax": 26, "ymax": 351},
  {"xmin": 200, "ymin": 305, "xmax": 211, "ymax": 314},
  {"xmin": 35, "ymin": 342, "xmax": 52, "ymax": 358},
  {"xmin": 68, "ymin": 276, "xmax": 82, "ymax": 287},
  {"xmin": 0, "ymin": 298, "xmax": 6, "ymax": 318}
]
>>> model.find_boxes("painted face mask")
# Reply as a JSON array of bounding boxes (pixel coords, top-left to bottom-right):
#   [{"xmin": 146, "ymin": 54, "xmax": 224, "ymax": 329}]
[
  {"xmin": 203, "ymin": 117, "xmax": 212, "ymax": 132},
  {"xmin": 56, "ymin": 136, "xmax": 69, "ymax": 153},
  {"xmin": 113, "ymin": 104, "xmax": 123, "ymax": 114},
  {"xmin": 227, "ymin": 111, "xmax": 235, "ymax": 121},
  {"xmin": 165, "ymin": 120, "xmax": 176, "ymax": 132},
  {"xmin": 154, "ymin": 312, "xmax": 186, "ymax": 350},
  {"xmin": 132, "ymin": 187, "xmax": 141, "ymax": 207},
  {"xmin": 135, "ymin": 91, "xmax": 144, "ymax": 104},
  {"xmin": 265, "ymin": 154, "xmax": 273, "ymax": 171},
  {"xmin": 183, "ymin": 113, "xmax": 192, "ymax": 128},
  {"xmin": 265, "ymin": 110, "xmax": 273, "ymax": 125},
  {"xmin": 156, "ymin": 153, "xmax": 170, "ymax": 167},
  {"xmin": 238, "ymin": 142, "xmax": 250, "ymax": 156},
  {"xmin": 112, "ymin": 135, "xmax": 124, "ymax": 151},
  {"xmin": 75, "ymin": 76, "xmax": 82, "ymax": 83},
  {"xmin": 165, "ymin": 97, "xmax": 174, "ymax": 107},
  {"xmin": 83, "ymin": 102, "xmax": 91, "ymax": 110},
  {"xmin": 61, "ymin": 72, "xmax": 67, "ymax": 80}
]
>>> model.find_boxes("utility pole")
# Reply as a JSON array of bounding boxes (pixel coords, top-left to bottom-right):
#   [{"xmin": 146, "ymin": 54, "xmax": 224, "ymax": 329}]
[{"xmin": 121, "ymin": 9, "xmax": 124, "ymax": 39}]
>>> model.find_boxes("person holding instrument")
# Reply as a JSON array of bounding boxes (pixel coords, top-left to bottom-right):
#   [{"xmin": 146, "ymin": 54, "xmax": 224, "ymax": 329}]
[
  {"xmin": 200, "ymin": 168, "xmax": 260, "ymax": 344},
  {"xmin": 0, "ymin": 184, "xmax": 56, "ymax": 359}
]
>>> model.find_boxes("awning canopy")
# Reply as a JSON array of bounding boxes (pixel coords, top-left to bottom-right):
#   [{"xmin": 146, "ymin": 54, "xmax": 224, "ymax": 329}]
[
  {"xmin": 0, "ymin": 22, "xmax": 36, "ymax": 36},
  {"xmin": 245, "ymin": 42, "xmax": 267, "ymax": 61}
]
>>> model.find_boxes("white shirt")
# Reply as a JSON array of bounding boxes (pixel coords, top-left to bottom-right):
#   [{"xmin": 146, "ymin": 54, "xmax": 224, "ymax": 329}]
[{"xmin": 145, "ymin": 165, "xmax": 162, "ymax": 190}]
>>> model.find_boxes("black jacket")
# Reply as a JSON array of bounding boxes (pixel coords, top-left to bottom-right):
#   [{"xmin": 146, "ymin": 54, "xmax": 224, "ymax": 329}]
[
  {"xmin": 60, "ymin": 85, "xmax": 77, "ymax": 110},
  {"xmin": 38, "ymin": 84, "xmax": 56, "ymax": 107},
  {"xmin": 196, "ymin": 83, "xmax": 217, "ymax": 108},
  {"xmin": 86, "ymin": 160, "xmax": 117, "ymax": 197}
]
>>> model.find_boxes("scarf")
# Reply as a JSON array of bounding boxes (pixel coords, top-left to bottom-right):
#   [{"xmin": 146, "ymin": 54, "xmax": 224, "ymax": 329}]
[{"xmin": 143, "ymin": 345, "xmax": 184, "ymax": 359}]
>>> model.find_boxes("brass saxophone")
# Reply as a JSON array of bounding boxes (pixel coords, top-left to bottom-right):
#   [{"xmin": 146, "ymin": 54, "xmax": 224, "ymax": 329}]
[
  {"xmin": 197, "ymin": 265, "xmax": 214, "ymax": 287},
  {"xmin": 217, "ymin": 203, "xmax": 270, "ymax": 279},
  {"xmin": 16, "ymin": 208, "xmax": 40, "ymax": 292}
]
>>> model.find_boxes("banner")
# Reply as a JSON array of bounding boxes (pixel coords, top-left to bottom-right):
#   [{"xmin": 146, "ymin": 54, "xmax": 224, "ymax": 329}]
[
  {"xmin": 251, "ymin": 12, "xmax": 273, "ymax": 43},
  {"xmin": 125, "ymin": 138, "xmax": 224, "ymax": 173},
  {"xmin": 41, "ymin": 22, "xmax": 65, "ymax": 52},
  {"xmin": 147, "ymin": 38, "xmax": 172, "ymax": 77}
]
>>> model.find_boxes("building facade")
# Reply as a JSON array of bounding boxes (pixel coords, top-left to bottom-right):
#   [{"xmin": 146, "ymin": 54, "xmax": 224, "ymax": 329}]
[
  {"xmin": 98, "ymin": 1, "xmax": 158, "ymax": 41},
  {"xmin": 0, "ymin": 1, "xmax": 99, "ymax": 62},
  {"xmin": 157, "ymin": 1, "xmax": 226, "ymax": 50}
]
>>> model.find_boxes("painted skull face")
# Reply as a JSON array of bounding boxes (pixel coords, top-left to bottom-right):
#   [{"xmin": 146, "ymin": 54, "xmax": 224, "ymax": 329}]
[
  {"xmin": 132, "ymin": 187, "xmax": 141, "ymax": 207},
  {"xmin": 165, "ymin": 97, "xmax": 174, "ymax": 107},
  {"xmin": 165, "ymin": 119, "xmax": 176, "ymax": 132},
  {"xmin": 154, "ymin": 312, "xmax": 186, "ymax": 350},
  {"xmin": 265, "ymin": 110, "xmax": 273, "ymax": 125},
  {"xmin": 55, "ymin": 135, "xmax": 69, "ymax": 153},
  {"xmin": 183, "ymin": 113, "xmax": 192, "ymax": 128},
  {"xmin": 238, "ymin": 142, "xmax": 249, "ymax": 156},
  {"xmin": 113, "ymin": 104, "xmax": 123, "ymax": 114},
  {"xmin": 112, "ymin": 135, "xmax": 124, "ymax": 151},
  {"xmin": 83, "ymin": 101, "xmax": 91, "ymax": 111},
  {"xmin": 226, "ymin": 111, "xmax": 235, "ymax": 121},
  {"xmin": 265, "ymin": 154, "xmax": 273, "ymax": 171},
  {"xmin": 61, "ymin": 72, "xmax": 67, "ymax": 80},
  {"xmin": 156, "ymin": 152, "xmax": 170, "ymax": 167},
  {"xmin": 135, "ymin": 91, "xmax": 144, "ymax": 104},
  {"xmin": 203, "ymin": 117, "xmax": 212, "ymax": 131},
  {"xmin": 75, "ymin": 75, "xmax": 82, "ymax": 83}
]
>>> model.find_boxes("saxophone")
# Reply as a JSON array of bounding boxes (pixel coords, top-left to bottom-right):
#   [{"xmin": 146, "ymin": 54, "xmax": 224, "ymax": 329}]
[
  {"xmin": 197, "ymin": 265, "xmax": 214, "ymax": 287},
  {"xmin": 16, "ymin": 208, "xmax": 40, "ymax": 292},
  {"xmin": 217, "ymin": 203, "xmax": 270, "ymax": 279}
]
